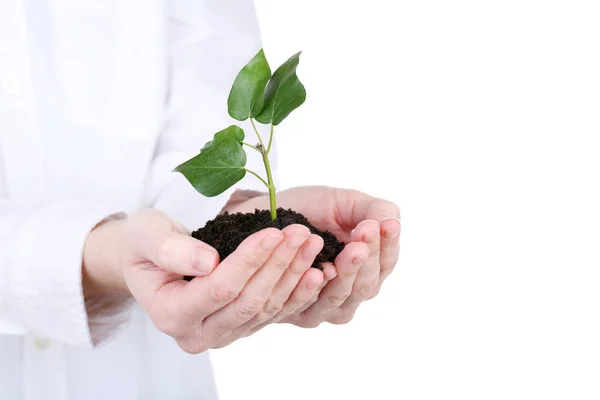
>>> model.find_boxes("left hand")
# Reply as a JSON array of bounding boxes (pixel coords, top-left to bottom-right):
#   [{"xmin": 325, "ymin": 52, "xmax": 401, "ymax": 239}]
[{"xmin": 225, "ymin": 186, "xmax": 401, "ymax": 332}]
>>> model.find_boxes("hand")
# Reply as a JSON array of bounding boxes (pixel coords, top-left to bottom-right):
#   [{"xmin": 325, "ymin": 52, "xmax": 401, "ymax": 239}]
[
  {"xmin": 83, "ymin": 209, "xmax": 327, "ymax": 353},
  {"xmin": 228, "ymin": 186, "xmax": 401, "ymax": 329}
]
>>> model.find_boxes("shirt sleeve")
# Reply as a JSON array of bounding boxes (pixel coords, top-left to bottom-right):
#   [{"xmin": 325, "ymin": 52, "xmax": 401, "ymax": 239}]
[{"xmin": 0, "ymin": 202, "xmax": 130, "ymax": 348}]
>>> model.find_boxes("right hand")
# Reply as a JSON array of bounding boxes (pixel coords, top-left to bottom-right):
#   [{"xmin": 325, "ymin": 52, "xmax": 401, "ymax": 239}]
[{"xmin": 90, "ymin": 209, "xmax": 326, "ymax": 353}]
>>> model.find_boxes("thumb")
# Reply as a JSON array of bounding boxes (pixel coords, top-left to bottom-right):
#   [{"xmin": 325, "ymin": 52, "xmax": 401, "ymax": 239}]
[
  {"xmin": 133, "ymin": 210, "xmax": 219, "ymax": 277},
  {"xmin": 149, "ymin": 232, "xmax": 219, "ymax": 277}
]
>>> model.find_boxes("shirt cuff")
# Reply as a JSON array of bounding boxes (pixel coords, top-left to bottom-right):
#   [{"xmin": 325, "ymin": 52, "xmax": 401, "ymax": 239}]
[{"xmin": 6, "ymin": 203, "xmax": 132, "ymax": 348}]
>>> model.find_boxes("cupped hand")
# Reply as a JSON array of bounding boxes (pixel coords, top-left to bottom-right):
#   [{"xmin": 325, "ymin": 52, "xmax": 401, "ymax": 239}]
[
  {"xmin": 119, "ymin": 209, "xmax": 326, "ymax": 353},
  {"xmin": 229, "ymin": 186, "xmax": 401, "ymax": 329}
]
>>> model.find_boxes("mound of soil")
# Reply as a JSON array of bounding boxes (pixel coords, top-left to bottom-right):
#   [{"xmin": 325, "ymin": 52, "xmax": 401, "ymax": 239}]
[{"xmin": 185, "ymin": 208, "xmax": 345, "ymax": 280}]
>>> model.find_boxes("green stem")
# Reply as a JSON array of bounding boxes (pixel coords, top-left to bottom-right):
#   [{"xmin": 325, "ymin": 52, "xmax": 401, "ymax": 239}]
[
  {"xmin": 250, "ymin": 118, "xmax": 277, "ymax": 220},
  {"xmin": 245, "ymin": 168, "xmax": 269, "ymax": 189},
  {"xmin": 250, "ymin": 118, "xmax": 265, "ymax": 149},
  {"xmin": 262, "ymin": 152, "xmax": 277, "ymax": 220},
  {"xmin": 266, "ymin": 124, "xmax": 274, "ymax": 156},
  {"xmin": 242, "ymin": 142, "xmax": 261, "ymax": 152}
]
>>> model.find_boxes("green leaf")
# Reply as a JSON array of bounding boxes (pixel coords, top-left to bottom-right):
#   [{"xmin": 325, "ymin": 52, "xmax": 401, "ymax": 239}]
[
  {"xmin": 173, "ymin": 126, "xmax": 247, "ymax": 197},
  {"xmin": 256, "ymin": 51, "xmax": 306, "ymax": 126},
  {"xmin": 200, "ymin": 123, "xmax": 245, "ymax": 151},
  {"xmin": 228, "ymin": 49, "xmax": 272, "ymax": 121}
]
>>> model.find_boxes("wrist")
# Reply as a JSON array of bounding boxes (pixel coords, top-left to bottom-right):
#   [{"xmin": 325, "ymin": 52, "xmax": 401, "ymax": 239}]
[{"xmin": 82, "ymin": 213, "xmax": 130, "ymax": 298}]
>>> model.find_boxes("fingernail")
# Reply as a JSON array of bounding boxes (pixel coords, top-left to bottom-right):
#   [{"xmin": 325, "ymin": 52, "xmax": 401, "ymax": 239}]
[
  {"xmin": 302, "ymin": 236, "xmax": 323, "ymax": 258},
  {"xmin": 382, "ymin": 217, "xmax": 401, "ymax": 240},
  {"xmin": 361, "ymin": 220, "xmax": 380, "ymax": 241},
  {"xmin": 194, "ymin": 247, "xmax": 217, "ymax": 274},
  {"xmin": 363, "ymin": 219, "xmax": 380, "ymax": 230},
  {"xmin": 322, "ymin": 263, "xmax": 337, "ymax": 281},
  {"xmin": 261, "ymin": 234, "xmax": 282, "ymax": 251}
]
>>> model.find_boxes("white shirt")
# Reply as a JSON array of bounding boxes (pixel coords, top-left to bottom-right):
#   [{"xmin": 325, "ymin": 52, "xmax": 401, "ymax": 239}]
[{"xmin": 0, "ymin": 0, "xmax": 268, "ymax": 398}]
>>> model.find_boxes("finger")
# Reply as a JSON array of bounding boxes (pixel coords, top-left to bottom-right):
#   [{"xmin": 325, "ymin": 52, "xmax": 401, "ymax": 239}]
[
  {"xmin": 339, "ymin": 220, "xmax": 381, "ymax": 308},
  {"xmin": 128, "ymin": 210, "xmax": 220, "ymax": 278},
  {"xmin": 235, "ymin": 234, "xmax": 324, "ymax": 333},
  {"xmin": 181, "ymin": 228, "xmax": 285, "ymax": 318},
  {"xmin": 243, "ymin": 267, "xmax": 324, "ymax": 337},
  {"xmin": 276, "ymin": 267, "xmax": 324, "ymax": 321},
  {"xmin": 378, "ymin": 216, "xmax": 401, "ymax": 283},
  {"xmin": 154, "ymin": 233, "xmax": 220, "ymax": 277},
  {"xmin": 321, "ymin": 262, "xmax": 338, "ymax": 282},
  {"xmin": 201, "ymin": 225, "xmax": 310, "ymax": 340},
  {"xmin": 333, "ymin": 189, "xmax": 400, "ymax": 231},
  {"xmin": 292, "ymin": 284, "xmax": 322, "ymax": 316},
  {"xmin": 301, "ymin": 241, "xmax": 369, "ymax": 322},
  {"xmin": 124, "ymin": 212, "xmax": 219, "ymax": 317},
  {"xmin": 294, "ymin": 263, "xmax": 336, "ymax": 314}
]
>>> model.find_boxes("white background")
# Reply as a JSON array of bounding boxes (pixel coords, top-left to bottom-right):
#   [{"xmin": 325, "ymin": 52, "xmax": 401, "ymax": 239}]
[{"xmin": 211, "ymin": 1, "xmax": 600, "ymax": 399}]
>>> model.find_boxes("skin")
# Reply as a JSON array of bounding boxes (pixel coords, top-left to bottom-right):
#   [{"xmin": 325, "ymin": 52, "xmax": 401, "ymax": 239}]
[
  {"xmin": 226, "ymin": 186, "xmax": 401, "ymax": 332},
  {"xmin": 82, "ymin": 186, "xmax": 400, "ymax": 353}
]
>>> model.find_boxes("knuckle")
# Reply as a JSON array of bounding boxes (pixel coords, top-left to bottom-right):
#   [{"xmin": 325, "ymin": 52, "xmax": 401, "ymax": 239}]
[
  {"xmin": 209, "ymin": 286, "xmax": 240, "ymax": 306},
  {"xmin": 274, "ymin": 310, "xmax": 292, "ymax": 321},
  {"xmin": 325, "ymin": 293, "xmax": 350, "ymax": 308},
  {"xmin": 205, "ymin": 323, "xmax": 229, "ymax": 342},
  {"xmin": 368, "ymin": 286, "xmax": 381, "ymax": 300},
  {"xmin": 211, "ymin": 333, "xmax": 242, "ymax": 349},
  {"xmin": 262, "ymin": 300, "xmax": 283, "ymax": 316},
  {"xmin": 340, "ymin": 264, "xmax": 360, "ymax": 278},
  {"xmin": 236, "ymin": 297, "xmax": 264, "ymax": 317},
  {"xmin": 271, "ymin": 256, "xmax": 291, "ymax": 271},
  {"xmin": 380, "ymin": 264, "xmax": 397, "ymax": 280},
  {"xmin": 238, "ymin": 251, "xmax": 264, "ymax": 270},
  {"xmin": 356, "ymin": 280, "xmax": 379, "ymax": 299}
]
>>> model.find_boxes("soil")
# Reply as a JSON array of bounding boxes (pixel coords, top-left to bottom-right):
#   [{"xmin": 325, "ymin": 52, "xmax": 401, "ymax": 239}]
[{"xmin": 185, "ymin": 208, "xmax": 345, "ymax": 281}]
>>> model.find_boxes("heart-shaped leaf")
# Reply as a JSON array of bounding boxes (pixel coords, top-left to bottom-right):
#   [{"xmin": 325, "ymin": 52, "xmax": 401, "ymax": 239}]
[
  {"xmin": 256, "ymin": 52, "xmax": 306, "ymax": 126},
  {"xmin": 174, "ymin": 126, "xmax": 247, "ymax": 197},
  {"xmin": 200, "ymin": 123, "xmax": 245, "ymax": 151},
  {"xmin": 228, "ymin": 49, "xmax": 272, "ymax": 121}
]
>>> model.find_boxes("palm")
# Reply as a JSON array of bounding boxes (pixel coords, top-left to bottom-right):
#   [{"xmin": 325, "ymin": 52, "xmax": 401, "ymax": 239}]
[{"xmin": 275, "ymin": 186, "xmax": 353, "ymax": 242}]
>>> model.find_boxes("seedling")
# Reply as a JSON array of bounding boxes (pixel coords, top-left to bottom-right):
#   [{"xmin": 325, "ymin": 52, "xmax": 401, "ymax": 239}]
[
  {"xmin": 174, "ymin": 49, "xmax": 345, "ymax": 274},
  {"xmin": 173, "ymin": 49, "xmax": 306, "ymax": 221}
]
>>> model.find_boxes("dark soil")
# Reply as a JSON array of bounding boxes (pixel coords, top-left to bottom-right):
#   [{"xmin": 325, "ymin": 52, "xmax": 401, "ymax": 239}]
[{"xmin": 185, "ymin": 208, "xmax": 345, "ymax": 280}]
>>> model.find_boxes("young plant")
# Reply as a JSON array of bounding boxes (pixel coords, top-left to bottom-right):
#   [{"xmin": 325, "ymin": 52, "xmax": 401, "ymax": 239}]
[{"xmin": 173, "ymin": 49, "xmax": 306, "ymax": 221}]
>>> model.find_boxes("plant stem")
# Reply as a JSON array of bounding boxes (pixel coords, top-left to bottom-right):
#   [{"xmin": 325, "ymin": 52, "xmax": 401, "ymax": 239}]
[
  {"xmin": 250, "ymin": 118, "xmax": 265, "ymax": 149},
  {"xmin": 266, "ymin": 124, "xmax": 274, "ymax": 156},
  {"xmin": 250, "ymin": 118, "xmax": 277, "ymax": 220},
  {"xmin": 242, "ymin": 142, "xmax": 261, "ymax": 152},
  {"xmin": 262, "ymin": 151, "xmax": 277, "ymax": 220},
  {"xmin": 245, "ymin": 168, "xmax": 269, "ymax": 188}
]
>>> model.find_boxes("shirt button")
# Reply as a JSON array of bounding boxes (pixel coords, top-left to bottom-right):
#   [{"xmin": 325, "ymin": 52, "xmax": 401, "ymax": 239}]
[
  {"xmin": 1, "ymin": 76, "xmax": 21, "ymax": 96},
  {"xmin": 34, "ymin": 337, "xmax": 52, "ymax": 350}
]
